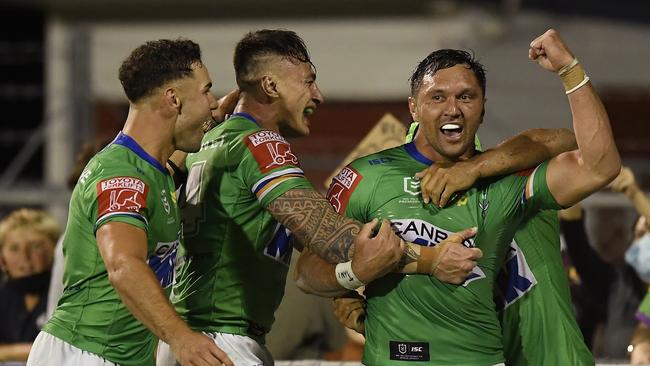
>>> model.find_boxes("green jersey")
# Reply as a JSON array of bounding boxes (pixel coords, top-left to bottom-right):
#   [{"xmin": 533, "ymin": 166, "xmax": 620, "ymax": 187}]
[
  {"xmin": 172, "ymin": 113, "xmax": 313, "ymax": 343},
  {"xmin": 327, "ymin": 142, "xmax": 559, "ymax": 365},
  {"xmin": 497, "ymin": 211, "xmax": 594, "ymax": 365},
  {"xmin": 44, "ymin": 133, "xmax": 181, "ymax": 366}
]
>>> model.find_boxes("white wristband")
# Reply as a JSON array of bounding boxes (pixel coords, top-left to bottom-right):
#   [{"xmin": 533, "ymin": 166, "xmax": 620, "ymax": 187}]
[{"xmin": 335, "ymin": 261, "xmax": 365, "ymax": 290}]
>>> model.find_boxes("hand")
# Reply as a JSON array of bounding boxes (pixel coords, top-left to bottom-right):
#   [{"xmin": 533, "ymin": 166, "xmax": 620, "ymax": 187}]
[
  {"xmin": 203, "ymin": 89, "xmax": 240, "ymax": 132},
  {"xmin": 170, "ymin": 331, "xmax": 233, "ymax": 366},
  {"xmin": 332, "ymin": 291, "xmax": 366, "ymax": 334},
  {"xmin": 431, "ymin": 227, "xmax": 482, "ymax": 284},
  {"xmin": 351, "ymin": 219, "xmax": 404, "ymax": 284},
  {"xmin": 415, "ymin": 160, "xmax": 479, "ymax": 207},
  {"xmin": 608, "ymin": 166, "xmax": 638, "ymax": 197},
  {"xmin": 528, "ymin": 29, "xmax": 575, "ymax": 73}
]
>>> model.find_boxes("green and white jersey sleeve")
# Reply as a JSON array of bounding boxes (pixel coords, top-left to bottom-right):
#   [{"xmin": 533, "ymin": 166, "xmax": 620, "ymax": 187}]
[{"xmin": 44, "ymin": 133, "xmax": 181, "ymax": 366}]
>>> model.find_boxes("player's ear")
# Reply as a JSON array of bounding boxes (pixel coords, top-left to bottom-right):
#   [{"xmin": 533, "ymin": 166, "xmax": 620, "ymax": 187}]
[
  {"xmin": 261, "ymin": 74, "xmax": 279, "ymax": 98},
  {"xmin": 164, "ymin": 87, "xmax": 182, "ymax": 113},
  {"xmin": 408, "ymin": 96, "xmax": 418, "ymax": 122}
]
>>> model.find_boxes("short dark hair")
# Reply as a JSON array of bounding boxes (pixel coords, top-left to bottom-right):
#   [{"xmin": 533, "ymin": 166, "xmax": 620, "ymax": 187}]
[
  {"xmin": 119, "ymin": 39, "xmax": 202, "ymax": 103},
  {"xmin": 409, "ymin": 49, "xmax": 486, "ymax": 97},
  {"xmin": 233, "ymin": 29, "xmax": 312, "ymax": 91}
]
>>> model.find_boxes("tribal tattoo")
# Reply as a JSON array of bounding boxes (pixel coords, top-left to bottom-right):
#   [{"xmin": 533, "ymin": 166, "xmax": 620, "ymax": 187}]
[
  {"xmin": 397, "ymin": 242, "xmax": 419, "ymax": 272},
  {"xmin": 267, "ymin": 189, "xmax": 361, "ymax": 263}
]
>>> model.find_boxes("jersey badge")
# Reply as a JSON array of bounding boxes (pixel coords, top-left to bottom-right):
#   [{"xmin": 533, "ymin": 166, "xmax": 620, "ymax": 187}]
[
  {"xmin": 327, "ymin": 166, "xmax": 362, "ymax": 214},
  {"xmin": 245, "ymin": 130, "xmax": 300, "ymax": 173},
  {"xmin": 96, "ymin": 176, "xmax": 148, "ymax": 219},
  {"xmin": 403, "ymin": 176, "xmax": 421, "ymax": 196}
]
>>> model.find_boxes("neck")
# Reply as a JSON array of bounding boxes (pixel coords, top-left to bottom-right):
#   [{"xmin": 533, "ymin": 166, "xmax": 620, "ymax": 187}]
[
  {"xmin": 234, "ymin": 92, "xmax": 281, "ymax": 132},
  {"xmin": 412, "ymin": 129, "xmax": 475, "ymax": 163},
  {"xmin": 122, "ymin": 103, "xmax": 175, "ymax": 165}
]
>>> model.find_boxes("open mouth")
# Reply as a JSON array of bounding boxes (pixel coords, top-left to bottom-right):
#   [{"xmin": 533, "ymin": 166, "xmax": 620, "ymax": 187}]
[
  {"xmin": 303, "ymin": 107, "xmax": 315, "ymax": 116},
  {"xmin": 440, "ymin": 123, "xmax": 463, "ymax": 137}
]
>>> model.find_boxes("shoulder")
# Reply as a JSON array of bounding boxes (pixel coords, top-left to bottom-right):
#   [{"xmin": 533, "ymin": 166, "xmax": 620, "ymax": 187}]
[{"xmin": 347, "ymin": 144, "xmax": 407, "ymax": 176}]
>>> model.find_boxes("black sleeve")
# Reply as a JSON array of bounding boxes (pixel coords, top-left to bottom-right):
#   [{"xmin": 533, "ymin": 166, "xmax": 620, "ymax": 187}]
[{"xmin": 560, "ymin": 214, "xmax": 614, "ymax": 301}]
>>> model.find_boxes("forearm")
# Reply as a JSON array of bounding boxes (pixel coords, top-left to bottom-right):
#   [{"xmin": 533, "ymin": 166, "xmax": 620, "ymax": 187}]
[
  {"xmin": 474, "ymin": 128, "xmax": 576, "ymax": 178},
  {"xmin": 268, "ymin": 189, "xmax": 361, "ymax": 263},
  {"xmin": 108, "ymin": 258, "xmax": 190, "ymax": 345},
  {"xmin": 295, "ymin": 243, "xmax": 444, "ymax": 297},
  {"xmin": 567, "ymin": 82, "xmax": 621, "ymax": 184},
  {"xmin": 0, "ymin": 343, "xmax": 31, "ymax": 362},
  {"xmin": 295, "ymin": 249, "xmax": 349, "ymax": 297}
]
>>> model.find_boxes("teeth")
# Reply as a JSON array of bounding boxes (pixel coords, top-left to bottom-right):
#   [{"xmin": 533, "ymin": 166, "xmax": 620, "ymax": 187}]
[
  {"xmin": 304, "ymin": 107, "xmax": 314, "ymax": 116},
  {"xmin": 441, "ymin": 123, "xmax": 461, "ymax": 130}
]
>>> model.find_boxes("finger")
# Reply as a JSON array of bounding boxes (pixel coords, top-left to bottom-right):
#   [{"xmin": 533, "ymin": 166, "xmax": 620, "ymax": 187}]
[
  {"xmin": 468, "ymin": 247, "xmax": 483, "ymax": 260},
  {"xmin": 417, "ymin": 168, "xmax": 433, "ymax": 203},
  {"xmin": 448, "ymin": 227, "xmax": 478, "ymax": 242},
  {"xmin": 209, "ymin": 345, "xmax": 233, "ymax": 366},
  {"xmin": 376, "ymin": 219, "xmax": 395, "ymax": 241},
  {"xmin": 439, "ymin": 184, "xmax": 458, "ymax": 208},
  {"xmin": 358, "ymin": 218, "xmax": 379, "ymax": 239},
  {"xmin": 430, "ymin": 175, "xmax": 447, "ymax": 207}
]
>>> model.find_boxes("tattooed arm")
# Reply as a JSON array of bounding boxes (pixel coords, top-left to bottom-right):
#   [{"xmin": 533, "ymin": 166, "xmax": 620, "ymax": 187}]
[
  {"xmin": 268, "ymin": 189, "xmax": 481, "ymax": 296},
  {"xmin": 268, "ymin": 189, "xmax": 404, "ymax": 283}
]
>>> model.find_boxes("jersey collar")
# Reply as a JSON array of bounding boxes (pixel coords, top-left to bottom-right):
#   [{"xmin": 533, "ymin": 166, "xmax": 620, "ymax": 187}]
[
  {"xmin": 229, "ymin": 112, "xmax": 259, "ymax": 127},
  {"xmin": 404, "ymin": 141, "xmax": 433, "ymax": 166},
  {"xmin": 113, "ymin": 132, "xmax": 168, "ymax": 174}
]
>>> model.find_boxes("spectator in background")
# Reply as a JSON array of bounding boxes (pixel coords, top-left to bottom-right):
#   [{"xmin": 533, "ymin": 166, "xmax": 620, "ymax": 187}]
[
  {"xmin": 559, "ymin": 165, "xmax": 650, "ymax": 360},
  {"xmin": 0, "ymin": 209, "xmax": 60, "ymax": 362},
  {"xmin": 602, "ymin": 166, "xmax": 650, "ymax": 364}
]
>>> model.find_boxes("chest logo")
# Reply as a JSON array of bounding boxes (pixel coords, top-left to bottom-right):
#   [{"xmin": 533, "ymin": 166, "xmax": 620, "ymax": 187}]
[{"xmin": 403, "ymin": 177, "xmax": 421, "ymax": 196}]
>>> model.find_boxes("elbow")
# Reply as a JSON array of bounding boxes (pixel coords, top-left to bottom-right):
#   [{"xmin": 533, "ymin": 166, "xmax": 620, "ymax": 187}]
[
  {"xmin": 105, "ymin": 257, "xmax": 132, "ymax": 289},
  {"xmin": 599, "ymin": 154, "xmax": 622, "ymax": 186}
]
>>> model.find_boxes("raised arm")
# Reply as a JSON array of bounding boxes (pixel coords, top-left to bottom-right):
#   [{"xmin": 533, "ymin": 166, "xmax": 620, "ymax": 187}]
[
  {"xmin": 530, "ymin": 29, "xmax": 621, "ymax": 206},
  {"xmin": 418, "ymin": 127, "xmax": 577, "ymax": 206},
  {"xmin": 268, "ymin": 189, "xmax": 481, "ymax": 293}
]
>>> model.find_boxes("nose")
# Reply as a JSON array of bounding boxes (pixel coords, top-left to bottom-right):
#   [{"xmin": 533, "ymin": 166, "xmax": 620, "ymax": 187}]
[
  {"xmin": 208, "ymin": 92, "xmax": 219, "ymax": 110},
  {"xmin": 16, "ymin": 247, "xmax": 33, "ymax": 274},
  {"xmin": 444, "ymin": 97, "xmax": 460, "ymax": 117},
  {"xmin": 312, "ymin": 83, "xmax": 325, "ymax": 105}
]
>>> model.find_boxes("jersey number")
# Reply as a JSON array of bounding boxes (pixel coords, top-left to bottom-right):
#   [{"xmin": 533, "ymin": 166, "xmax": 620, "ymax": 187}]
[{"xmin": 183, "ymin": 160, "xmax": 207, "ymax": 236}]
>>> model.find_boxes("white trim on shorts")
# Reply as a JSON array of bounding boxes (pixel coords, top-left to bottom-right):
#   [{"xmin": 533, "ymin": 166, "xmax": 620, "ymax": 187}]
[{"xmin": 26, "ymin": 331, "xmax": 118, "ymax": 366}]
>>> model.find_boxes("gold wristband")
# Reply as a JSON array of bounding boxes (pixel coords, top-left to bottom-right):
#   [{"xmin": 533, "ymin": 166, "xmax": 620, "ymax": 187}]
[
  {"xmin": 559, "ymin": 58, "xmax": 589, "ymax": 94},
  {"xmin": 417, "ymin": 246, "xmax": 438, "ymax": 275}
]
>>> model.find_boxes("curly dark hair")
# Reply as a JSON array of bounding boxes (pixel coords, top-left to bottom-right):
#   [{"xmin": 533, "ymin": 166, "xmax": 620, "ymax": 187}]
[
  {"xmin": 409, "ymin": 49, "xmax": 486, "ymax": 97},
  {"xmin": 233, "ymin": 29, "xmax": 312, "ymax": 91},
  {"xmin": 119, "ymin": 38, "xmax": 202, "ymax": 103}
]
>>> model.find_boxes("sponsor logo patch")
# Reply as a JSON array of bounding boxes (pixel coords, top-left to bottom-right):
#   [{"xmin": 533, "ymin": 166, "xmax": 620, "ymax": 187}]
[
  {"xmin": 96, "ymin": 176, "xmax": 148, "ymax": 219},
  {"xmin": 245, "ymin": 131, "xmax": 300, "ymax": 173},
  {"xmin": 389, "ymin": 341, "xmax": 429, "ymax": 361},
  {"xmin": 403, "ymin": 176, "xmax": 420, "ymax": 196},
  {"xmin": 327, "ymin": 166, "xmax": 362, "ymax": 214}
]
